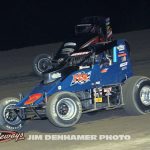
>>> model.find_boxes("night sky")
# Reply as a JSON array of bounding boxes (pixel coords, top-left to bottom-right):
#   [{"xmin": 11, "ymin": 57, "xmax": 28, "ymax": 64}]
[{"xmin": 0, "ymin": 0, "xmax": 150, "ymax": 50}]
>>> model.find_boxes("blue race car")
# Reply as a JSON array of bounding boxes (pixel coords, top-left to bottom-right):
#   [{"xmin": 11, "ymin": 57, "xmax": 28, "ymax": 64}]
[{"xmin": 0, "ymin": 19, "xmax": 150, "ymax": 131}]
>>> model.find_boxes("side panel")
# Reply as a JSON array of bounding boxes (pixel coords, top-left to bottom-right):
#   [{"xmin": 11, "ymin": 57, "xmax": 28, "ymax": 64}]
[{"xmin": 59, "ymin": 68, "xmax": 94, "ymax": 92}]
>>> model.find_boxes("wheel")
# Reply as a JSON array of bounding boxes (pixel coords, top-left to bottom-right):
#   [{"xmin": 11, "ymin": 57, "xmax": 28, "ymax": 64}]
[
  {"xmin": 33, "ymin": 53, "xmax": 52, "ymax": 76},
  {"xmin": 0, "ymin": 97, "xmax": 24, "ymax": 131},
  {"xmin": 123, "ymin": 76, "xmax": 150, "ymax": 115},
  {"xmin": 46, "ymin": 91, "xmax": 82, "ymax": 127}
]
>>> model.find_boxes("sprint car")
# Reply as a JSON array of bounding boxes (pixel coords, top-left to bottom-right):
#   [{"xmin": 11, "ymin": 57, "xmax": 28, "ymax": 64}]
[
  {"xmin": 33, "ymin": 16, "xmax": 113, "ymax": 76},
  {"xmin": 0, "ymin": 17, "xmax": 150, "ymax": 131}
]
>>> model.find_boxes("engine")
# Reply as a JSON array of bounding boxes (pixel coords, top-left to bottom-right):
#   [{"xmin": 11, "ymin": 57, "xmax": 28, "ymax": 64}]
[{"xmin": 76, "ymin": 85, "xmax": 121, "ymax": 111}]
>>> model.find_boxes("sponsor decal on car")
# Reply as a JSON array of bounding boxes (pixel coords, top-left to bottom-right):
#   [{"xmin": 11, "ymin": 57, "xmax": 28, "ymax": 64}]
[
  {"xmin": 79, "ymin": 66, "xmax": 90, "ymax": 70},
  {"xmin": 71, "ymin": 71, "xmax": 91, "ymax": 85},
  {"xmin": 71, "ymin": 52, "xmax": 90, "ymax": 56},
  {"xmin": 104, "ymin": 87, "xmax": 112, "ymax": 93},
  {"xmin": 101, "ymin": 68, "xmax": 108, "ymax": 73},
  {"xmin": 95, "ymin": 97, "xmax": 103, "ymax": 102},
  {"xmin": 118, "ymin": 53, "xmax": 127, "ymax": 57},
  {"xmin": 121, "ymin": 56, "xmax": 127, "ymax": 62},
  {"xmin": 120, "ymin": 62, "xmax": 128, "ymax": 67},
  {"xmin": 0, "ymin": 131, "xmax": 25, "ymax": 142},
  {"xmin": 58, "ymin": 86, "xmax": 62, "ymax": 90},
  {"xmin": 118, "ymin": 51, "xmax": 125, "ymax": 54},
  {"xmin": 121, "ymin": 66, "xmax": 127, "ymax": 70},
  {"xmin": 117, "ymin": 45, "xmax": 125, "ymax": 51},
  {"xmin": 24, "ymin": 93, "xmax": 42, "ymax": 105},
  {"xmin": 95, "ymin": 81, "xmax": 100, "ymax": 85},
  {"xmin": 51, "ymin": 72, "xmax": 61, "ymax": 79},
  {"xmin": 104, "ymin": 87, "xmax": 112, "ymax": 96}
]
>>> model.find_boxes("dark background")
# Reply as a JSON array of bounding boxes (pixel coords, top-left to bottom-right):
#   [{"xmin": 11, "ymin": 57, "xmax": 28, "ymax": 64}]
[{"xmin": 0, "ymin": 0, "xmax": 150, "ymax": 50}]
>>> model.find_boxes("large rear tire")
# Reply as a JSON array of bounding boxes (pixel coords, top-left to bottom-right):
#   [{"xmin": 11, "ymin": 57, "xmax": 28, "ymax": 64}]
[
  {"xmin": 46, "ymin": 92, "xmax": 82, "ymax": 127},
  {"xmin": 33, "ymin": 53, "xmax": 52, "ymax": 76},
  {"xmin": 123, "ymin": 76, "xmax": 150, "ymax": 115},
  {"xmin": 0, "ymin": 97, "xmax": 24, "ymax": 131}
]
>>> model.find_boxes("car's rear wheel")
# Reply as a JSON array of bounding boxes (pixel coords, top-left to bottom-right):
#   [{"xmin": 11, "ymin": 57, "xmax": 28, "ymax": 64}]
[
  {"xmin": 123, "ymin": 76, "xmax": 150, "ymax": 115},
  {"xmin": 46, "ymin": 92, "xmax": 82, "ymax": 127},
  {"xmin": 0, "ymin": 97, "xmax": 24, "ymax": 131},
  {"xmin": 33, "ymin": 54, "xmax": 52, "ymax": 76}
]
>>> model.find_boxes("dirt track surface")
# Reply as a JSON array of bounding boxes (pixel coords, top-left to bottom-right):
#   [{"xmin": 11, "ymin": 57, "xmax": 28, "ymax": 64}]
[{"xmin": 0, "ymin": 29, "xmax": 150, "ymax": 150}]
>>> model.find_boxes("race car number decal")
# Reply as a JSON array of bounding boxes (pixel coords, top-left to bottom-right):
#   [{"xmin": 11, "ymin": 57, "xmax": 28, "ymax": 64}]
[{"xmin": 71, "ymin": 71, "xmax": 91, "ymax": 85}]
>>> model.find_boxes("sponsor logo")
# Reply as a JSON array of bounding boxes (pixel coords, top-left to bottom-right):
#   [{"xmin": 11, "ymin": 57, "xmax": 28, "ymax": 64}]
[
  {"xmin": 58, "ymin": 86, "xmax": 62, "ymax": 90},
  {"xmin": 104, "ymin": 87, "xmax": 112, "ymax": 93},
  {"xmin": 0, "ymin": 131, "xmax": 25, "ymax": 142},
  {"xmin": 118, "ymin": 53, "xmax": 127, "ymax": 57},
  {"xmin": 51, "ymin": 73, "xmax": 61, "ymax": 79},
  {"xmin": 121, "ymin": 66, "xmax": 127, "ymax": 70},
  {"xmin": 118, "ymin": 51, "xmax": 125, "ymax": 54},
  {"xmin": 117, "ymin": 45, "xmax": 125, "ymax": 51},
  {"xmin": 104, "ymin": 87, "xmax": 112, "ymax": 96},
  {"xmin": 25, "ymin": 93, "xmax": 42, "ymax": 105},
  {"xmin": 71, "ymin": 52, "xmax": 90, "ymax": 56},
  {"xmin": 95, "ymin": 81, "xmax": 100, "ymax": 85},
  {"xmin": 79, "ymin": 66, "xmax": 90, "ymax": 70},
  {"xmin": 71, "ymin": 71, "xmax": 91, "ymax": 85},
  {"xmin": 121, "ymin": 56, "xmax": 127, "ymax": 62},
  {"xmin": 95, "ymin": 97, "xmax": 103, "ymax": 103},
  {"xmin": 101, "ymin": 68, "xmax": 108, "ymax": 73},
  {"xmin": 120, "ymin": 62, "xmax": 128, "ymax": 67},
  {"xmin": 136, "ymin": 78, "xmax": 148, "ymax": 88}
]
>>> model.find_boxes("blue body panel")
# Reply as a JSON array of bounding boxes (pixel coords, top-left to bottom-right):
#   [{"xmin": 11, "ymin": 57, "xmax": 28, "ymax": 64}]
[{"xmin": 16, "ymin": 39, "xmax": 133, "ymax": 107}]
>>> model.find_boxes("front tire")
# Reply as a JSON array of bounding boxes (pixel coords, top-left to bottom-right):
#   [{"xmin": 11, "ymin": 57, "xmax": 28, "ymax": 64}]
[
  {"xmin": 123, "ymin": 76, "xmax": 150, "ymax": 115},
  {"xmin": 0, "ymin": 97, "xmax": 24, "ymax": 131},
  {"xmin": 33, "ymin": 53, "xmax": 52, "ymax": 76},
  {"xmin": 46, "ymin": 92, "xmax": 82, "ymax": 127}
]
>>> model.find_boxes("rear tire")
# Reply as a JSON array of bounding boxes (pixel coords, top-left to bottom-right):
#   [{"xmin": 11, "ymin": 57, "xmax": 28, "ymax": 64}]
[
  {"xmin": 46, "ymin": 92, "xmax": 82, "ymax": 127},
  {"xmin": 33, "ymin": 53, "xmax": 52, "ymax": 76},
  {"xmin": 123, "ymin": 76, "xmax": 150, "ymax": 115},
  {"xmin": 0, "ymin": 97, "xmax": 24, "ymax": 131}
]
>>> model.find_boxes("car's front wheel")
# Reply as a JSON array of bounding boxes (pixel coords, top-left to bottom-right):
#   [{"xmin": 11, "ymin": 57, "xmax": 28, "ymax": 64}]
[
  {"xmin": 46, "ymin": 92, "xmax": 82, "ymax": 127},
  {"xmin": 0, "ymin": 97, "xmax": 24, "ymax": 131}
]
